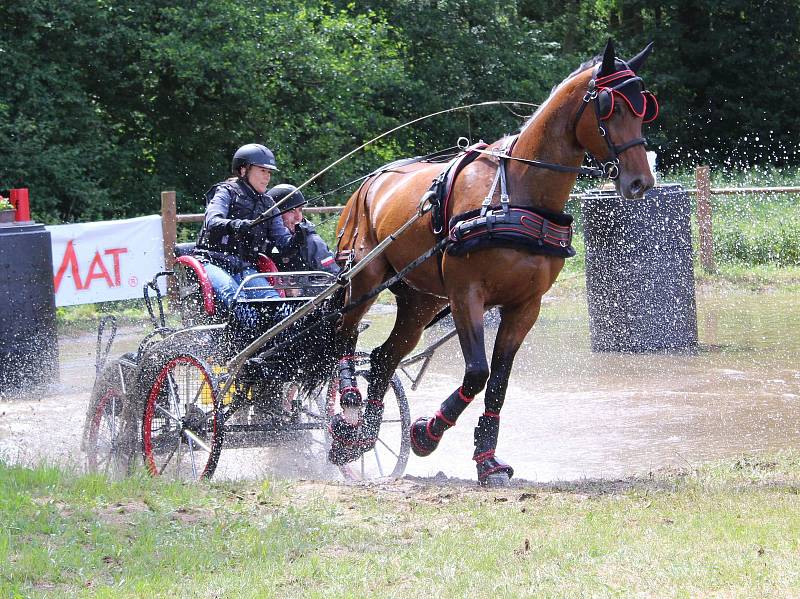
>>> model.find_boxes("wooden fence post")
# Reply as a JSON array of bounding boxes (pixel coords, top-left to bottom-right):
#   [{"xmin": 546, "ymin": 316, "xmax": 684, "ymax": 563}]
[
  {"xmin": 161, "ymin": 190, "xmax": 177, "ymax": 298},
  {"xmin": 695, "ymin": 165, "xmax": 715, "ymax": 273}
]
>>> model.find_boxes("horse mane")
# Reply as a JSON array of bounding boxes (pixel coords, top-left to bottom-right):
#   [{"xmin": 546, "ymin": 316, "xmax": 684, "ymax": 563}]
[{"xmin": 519, "ymin": 55, "xmax": 602, "ymax": 133}]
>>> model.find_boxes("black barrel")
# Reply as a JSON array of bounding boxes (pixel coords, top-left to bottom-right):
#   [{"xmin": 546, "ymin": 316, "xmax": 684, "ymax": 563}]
[
  {"xmin": 0, "ymin": 222, "xmax": 59, "ymax": 393},
  {"xmin": 581, "ymin": 183, "xmax": 698, "ymax": 352}
]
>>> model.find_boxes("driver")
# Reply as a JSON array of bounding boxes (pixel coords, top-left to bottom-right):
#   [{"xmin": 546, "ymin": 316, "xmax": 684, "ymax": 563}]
[{"xmin": 195, "ymin": 143, "xmax": 299, "ymax": 331}]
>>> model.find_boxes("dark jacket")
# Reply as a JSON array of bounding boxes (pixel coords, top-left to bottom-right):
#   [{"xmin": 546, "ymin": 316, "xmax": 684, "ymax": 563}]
[
  {"xmin": 196, "ymin": 178, "xmax": 295, "ymax": 272},
  {"xmin": 271, "ymin": 220, "xmax": 339, "ymax": 275}
]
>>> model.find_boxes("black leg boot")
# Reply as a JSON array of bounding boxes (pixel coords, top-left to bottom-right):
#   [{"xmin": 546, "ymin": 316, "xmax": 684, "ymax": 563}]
[
  {"xmin": 410, "ymin": 387, "xmax": 473, "ymax": 457},
  {"xmin": 328, "ymin": 355, "xmax": 365, "ymax": 465},
  {"xmin": 473, "ymin": 413, "xmax": 514, "ymax": 486}
]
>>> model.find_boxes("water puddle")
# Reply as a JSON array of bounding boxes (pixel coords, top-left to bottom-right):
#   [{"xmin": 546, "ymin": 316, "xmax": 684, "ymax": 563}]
[
  {"xmin": 2, "ymin": 289, "xmax": 799, "ymax": 483},
  {"xmin": 397, "ymin": 288, "xmax": 800, "ymax": 481}
]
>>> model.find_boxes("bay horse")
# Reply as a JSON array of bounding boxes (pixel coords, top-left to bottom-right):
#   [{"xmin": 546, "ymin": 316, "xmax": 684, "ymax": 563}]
[{"xmin": 330, "ymin": 40, "xmax": 658, "ymax": 485}]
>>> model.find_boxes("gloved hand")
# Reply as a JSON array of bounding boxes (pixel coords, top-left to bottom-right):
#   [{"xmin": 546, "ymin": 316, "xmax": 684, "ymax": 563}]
[{"xmin": 228, "ymin": 218, "xmax": 254, "ymax": 238}]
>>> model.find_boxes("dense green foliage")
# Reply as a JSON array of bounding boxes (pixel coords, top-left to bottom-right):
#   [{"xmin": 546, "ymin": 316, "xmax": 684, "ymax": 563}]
[{"xmin": 1, "ymin": 1, "xmax": 798, "ymax": 223}]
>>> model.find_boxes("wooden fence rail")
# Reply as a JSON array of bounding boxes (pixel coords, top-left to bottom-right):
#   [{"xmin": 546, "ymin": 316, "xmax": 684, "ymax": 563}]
[{"xmin": 160, "ymin": 167, "xmax": 800, "ymax": 279}]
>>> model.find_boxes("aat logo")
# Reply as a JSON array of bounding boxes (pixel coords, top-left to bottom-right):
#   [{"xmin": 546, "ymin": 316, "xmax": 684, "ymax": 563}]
[{"xmin": 53, "ymin": 240, "xmax": 129, "ymax": 292}]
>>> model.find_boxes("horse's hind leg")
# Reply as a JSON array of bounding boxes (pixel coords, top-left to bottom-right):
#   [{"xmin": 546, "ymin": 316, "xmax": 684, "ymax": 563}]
[
  {"xmin": 330, "ymin": 289, "xmax": 445, "ymax": 465},
  {"xmin": 474, "ymin": 299, "xmax": 542, "ymax": 486},
  {"xmin": 362, "ymin": 290, "xmax": 446, "ymax": 443},
  {"xmin": 410, "ymin": 290, "xmax": 489, "ymax": 458},
  {"xmin": 327, "ymin": 261, "xmax": 386, "ymax": 465}
]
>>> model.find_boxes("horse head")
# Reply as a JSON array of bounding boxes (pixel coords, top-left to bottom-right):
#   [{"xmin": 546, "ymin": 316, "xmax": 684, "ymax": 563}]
[{"xmin": 574, "ymin": 40, "xmax": 658, "ymax": 200}]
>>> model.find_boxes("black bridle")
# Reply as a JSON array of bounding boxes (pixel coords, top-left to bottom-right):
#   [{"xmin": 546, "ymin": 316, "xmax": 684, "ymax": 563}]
[
  {"xmin": 469, "ymin": 67, "xmax": 653, "ymax": 182},
  {"xmin": 573, "ymin": 67, "xmax": 650, "ymax": 180}
]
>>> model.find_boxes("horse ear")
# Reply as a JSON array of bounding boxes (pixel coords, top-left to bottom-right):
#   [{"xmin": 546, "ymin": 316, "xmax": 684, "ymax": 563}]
[
  {"xmin": 599, "ymin": 39, "xmax": 616, "ymax": 76},
  {"xmin": 627, "ymin": 42, "xmax": 654, "ymax": 73}
]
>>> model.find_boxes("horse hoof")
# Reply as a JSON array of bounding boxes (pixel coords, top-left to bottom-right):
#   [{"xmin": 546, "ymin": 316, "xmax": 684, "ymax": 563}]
[
  {"xmin": 476, "ymin": 455, "xmax": 514, "ymax": 485},
  {"xmin": 327, "ymin": 414, "xmax": 362, "ymax": 466},
  {"xmin": 481, "ymin": 472, "xmax": 511, "ymax": 487},
  {"xmin": 410, "ymin": 417, "xmax": 440, "ymax": 457}
]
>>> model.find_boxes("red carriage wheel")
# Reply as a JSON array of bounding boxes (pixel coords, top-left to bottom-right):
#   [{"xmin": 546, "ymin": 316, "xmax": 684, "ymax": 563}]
[
  {"xmin": 142, "ymin": 354, "xmax": 223, "ymax": 481},
  {"xmin": 85, "ymin": 386, "xmax": 125, "ymax": 476},
  {"xmin": 83, "ymin": 353, "xmax": 137, "ymax": 478}
]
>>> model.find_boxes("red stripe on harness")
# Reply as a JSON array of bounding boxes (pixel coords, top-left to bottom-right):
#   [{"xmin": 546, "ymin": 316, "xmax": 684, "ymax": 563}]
[
  {"xmin": 458, "ymin": 387, "xmax": 474, "ymax": 403},
  {"xmin": 483, "ymin": 411, "xmax": 500, "ymax": 419},
  {"xmin": 595, "ymin": 69, "xmax": 634, "ymax": 86}
]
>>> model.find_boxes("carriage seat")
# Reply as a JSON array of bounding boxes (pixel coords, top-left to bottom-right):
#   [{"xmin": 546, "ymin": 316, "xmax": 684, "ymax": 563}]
[
  {"xmin": 171, "ymin": 245, "xmax": 286, "ymax": 325},
  {"xmin": 174, "ymin": 242, "xmax": 197, "ymax": 257}
]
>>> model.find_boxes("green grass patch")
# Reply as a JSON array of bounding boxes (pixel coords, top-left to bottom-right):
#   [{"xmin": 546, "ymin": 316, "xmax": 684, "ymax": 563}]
[{"xmin": 4, "ymin": 455, "xmax": 800, "ymax": 597}]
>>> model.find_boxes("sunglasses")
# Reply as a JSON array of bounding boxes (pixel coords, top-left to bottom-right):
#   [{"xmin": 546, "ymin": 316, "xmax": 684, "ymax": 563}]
[{"xmin": 595, "ymin": 72, "xmax": 659, "ymax": 123}]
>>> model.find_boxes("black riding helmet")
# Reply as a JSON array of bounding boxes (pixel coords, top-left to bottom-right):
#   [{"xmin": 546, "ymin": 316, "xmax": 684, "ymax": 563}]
[
  {"xmin": 266, "ymin": 184, "xmax": 307, "ymax": 210},
  {"xmin": 231, "ymin": 143, "xmax": 278, "ymax": 174}
]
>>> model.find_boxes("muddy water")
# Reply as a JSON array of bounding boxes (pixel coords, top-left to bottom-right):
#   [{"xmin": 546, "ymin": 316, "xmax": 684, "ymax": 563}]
[
  {"xmin": 0, "ymin": 324, "xmax": 148, "ymax": 468},
  {"xmin": 2, "ymin": 289, "xmax": 799, "ymax": 482},
  {"xmin": 399, "ymin": 289, "xmax": 800, "ymax": 481}
]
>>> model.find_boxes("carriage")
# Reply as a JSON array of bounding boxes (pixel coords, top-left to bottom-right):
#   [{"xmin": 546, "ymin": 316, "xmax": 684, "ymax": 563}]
[{"xmin": 81, "ymin": 246, "xmax": 412, "ymax": 482}]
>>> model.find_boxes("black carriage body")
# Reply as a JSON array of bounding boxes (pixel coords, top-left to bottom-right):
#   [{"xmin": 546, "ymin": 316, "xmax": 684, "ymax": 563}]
[{"xmin": 238, "ymin": 292, "xmax": 345, "ymax": 389}]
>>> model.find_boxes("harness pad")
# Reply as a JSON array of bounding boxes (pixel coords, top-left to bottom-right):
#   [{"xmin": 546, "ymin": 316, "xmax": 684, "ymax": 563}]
[{"xmin": 447, "ymin": 205, "xmax": 576, "ymax": 259}]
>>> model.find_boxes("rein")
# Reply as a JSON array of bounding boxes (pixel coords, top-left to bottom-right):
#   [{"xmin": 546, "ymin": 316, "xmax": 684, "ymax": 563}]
[{"xmin": 251, "ymin": 100, "xmax": 539, "ymax": 225}]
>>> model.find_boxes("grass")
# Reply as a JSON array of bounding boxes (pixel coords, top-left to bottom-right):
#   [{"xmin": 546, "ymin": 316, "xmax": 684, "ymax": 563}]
[
  {"xmin": 3, "ymin": 454, "xmax": 800, "ymax": 597},
  {"xmin": 56, "ymin": 300, "xmax": 155, "ymax": 334}
]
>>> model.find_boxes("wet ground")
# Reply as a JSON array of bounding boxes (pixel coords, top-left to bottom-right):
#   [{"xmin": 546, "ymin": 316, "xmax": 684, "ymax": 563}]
[{"xmin": 2, "ymin": 287, "xmax": 799, "ymax": 483}]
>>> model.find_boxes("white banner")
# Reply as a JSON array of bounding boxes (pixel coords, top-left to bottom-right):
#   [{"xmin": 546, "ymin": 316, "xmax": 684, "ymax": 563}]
[{"xmin": 46, "ymin": 215, "xmax": 166, "ymax": 306}]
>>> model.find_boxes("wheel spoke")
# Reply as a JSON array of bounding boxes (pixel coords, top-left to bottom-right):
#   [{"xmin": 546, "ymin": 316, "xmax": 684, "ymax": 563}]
[
  {"xmin": 109, "ymin": 396, "xmax": 117, "ymax": 454},
  {"xmin": 156, "ymin": 403, "xmax": 183, "ymax": 425},
  {"xmin": 376, "ymin": 436, "xmax": 400, "ymax": 459},
  {"xmin": 192, "ymin": 379, "xmax": 207, "ymax": 406},
  {"xmin": 174, "ymin": 433, "xmax": 184, "ymax": 480},
  {"xmin": 158, "ymin": 438, "xmax": 180, "ymax": 475},
  {"xmin": 186, "ymin": 434, "xmax": 199, "ymax": 479},
  {"xmin": 166, "ymin": 373, "xmax": 184, "ymax": 417},
  {"xmin": 183, "ymin": 428, "xmax": 212, "ymax": 454},
  {"xmin": 372, "ymin": 444, "xmax": 385, "ymax": 477}
]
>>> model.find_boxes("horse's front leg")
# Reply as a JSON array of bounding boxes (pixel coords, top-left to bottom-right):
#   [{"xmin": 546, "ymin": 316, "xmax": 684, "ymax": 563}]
[
  {"xmin": 474, "ymin": 298, "xmax": 543, "ymax": 486},
  {"xmin": 410, "ymin": 290, "xmax": 489, "ymax": 458}
]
